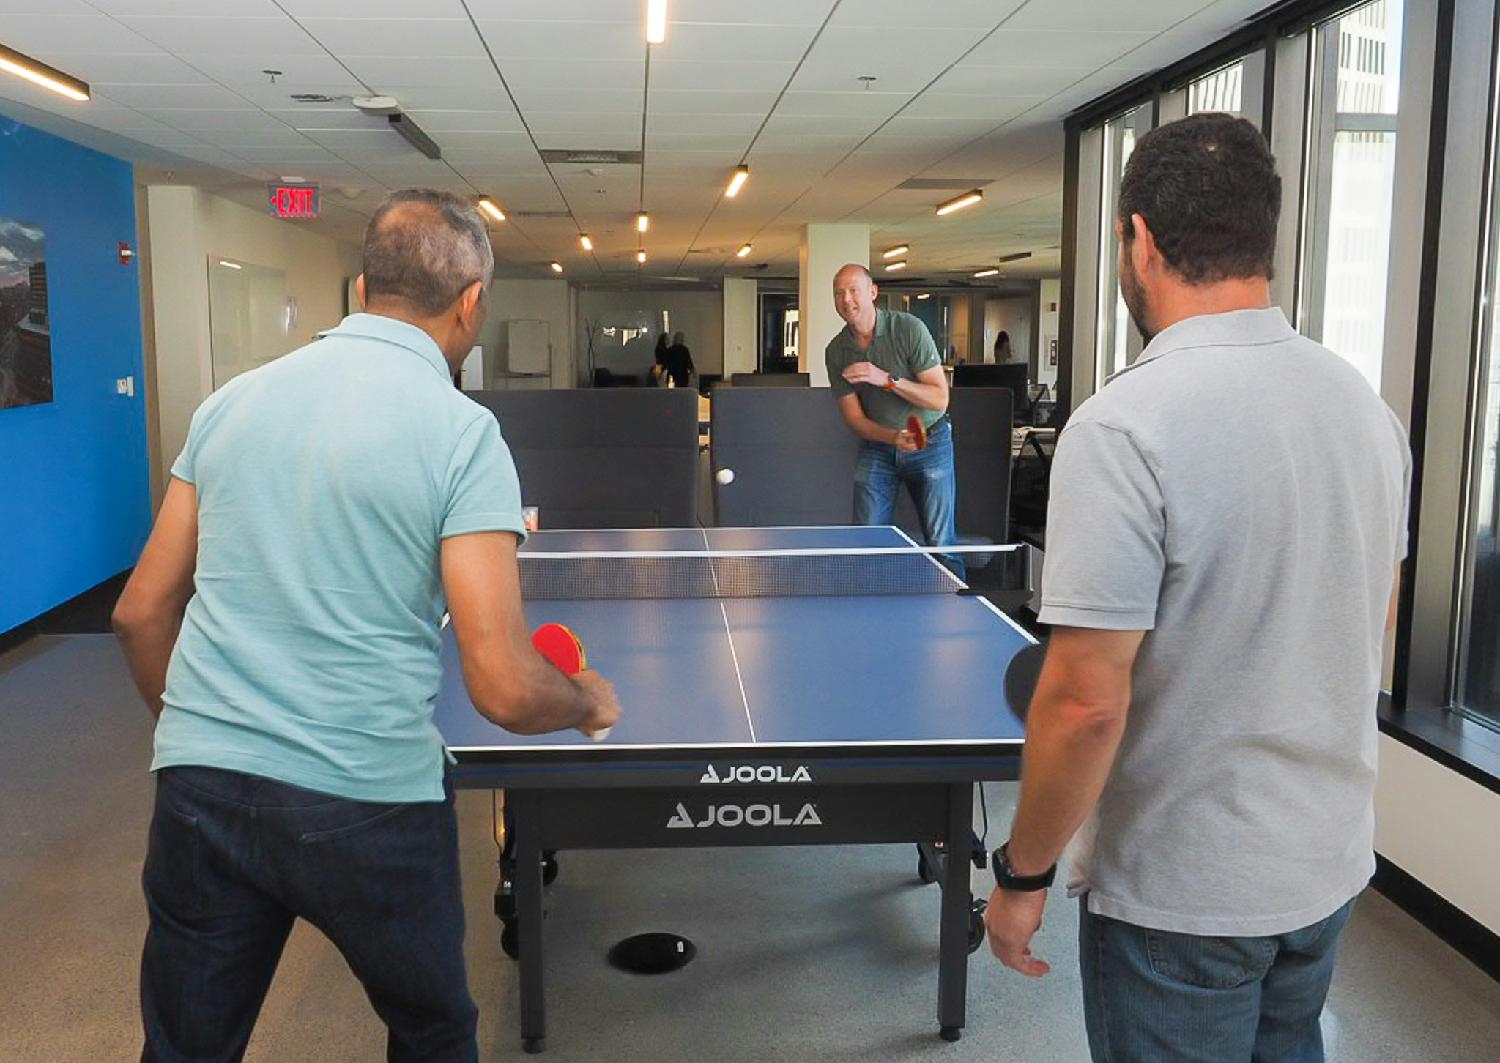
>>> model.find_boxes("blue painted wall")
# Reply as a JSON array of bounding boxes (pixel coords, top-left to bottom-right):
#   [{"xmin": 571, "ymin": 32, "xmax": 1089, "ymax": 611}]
[{"xmin": 0, "ymin": 113, "xmax": 150, "ymax": 634}]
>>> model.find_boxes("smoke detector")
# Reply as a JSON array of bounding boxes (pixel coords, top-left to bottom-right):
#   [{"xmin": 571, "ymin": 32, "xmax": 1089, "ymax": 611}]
[{"xmin": 352, "ymin": 95, "xmax": 400, "ymax": 115}]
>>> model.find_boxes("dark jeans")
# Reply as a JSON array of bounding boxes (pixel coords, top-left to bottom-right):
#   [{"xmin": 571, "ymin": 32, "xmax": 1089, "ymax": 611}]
[
  {"xmin": 140, "ymin": 766, "xmax": 477, "ymax": 1063},
  {"xmin": 1079, "ymin": 896, "xmax": 1356, "ymax": 1063},
  {"xmin": 853, "ymin": 417, "xmax": 958, "ymax": 549}
]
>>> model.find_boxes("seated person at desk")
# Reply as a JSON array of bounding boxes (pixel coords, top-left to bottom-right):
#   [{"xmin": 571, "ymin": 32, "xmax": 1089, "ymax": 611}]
[{"xmin": 824, "ymin": 263, "xmax": 956, "ymax": 551}]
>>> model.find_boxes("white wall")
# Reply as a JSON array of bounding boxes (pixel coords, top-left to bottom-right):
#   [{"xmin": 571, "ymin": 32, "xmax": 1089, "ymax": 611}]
[
  {"xmin": 576, "ymin": 288, "xmax": 723, "ymax": 382},
  {"xmin": 723, "ymin": 277, "xmax": 757, "ymax": 377},
  {"xmin": 798, "ymin": 223, "xmax": 869, "ymax": 386},
  {"xmin": 983, "ymin": 296, "xmax": 1034, "ymax": 366},
  {"xmin": 143, "ymin": 185, "xmax": 360, "ymax": 496},
  {"xmin": 1375, "ymin": 736, "xmax": 1500, "ymax": 934},
  {"xmin": 480, "ymin": 279, "xmax": 573, "ymax": 389}
]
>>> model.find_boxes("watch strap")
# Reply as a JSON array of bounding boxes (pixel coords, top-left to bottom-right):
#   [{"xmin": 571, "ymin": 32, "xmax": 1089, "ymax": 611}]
[{"xmin": 991, "ymin": 842, "xmax": 1056, "ymax": 892}]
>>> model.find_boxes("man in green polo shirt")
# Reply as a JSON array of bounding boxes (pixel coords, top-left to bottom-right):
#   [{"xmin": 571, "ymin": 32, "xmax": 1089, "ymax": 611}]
[{"xmin": 825, "ymin": 263, "xmax": 957, "ymax": 549}]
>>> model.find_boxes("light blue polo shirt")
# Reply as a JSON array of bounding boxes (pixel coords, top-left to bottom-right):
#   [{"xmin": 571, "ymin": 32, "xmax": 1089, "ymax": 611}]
[{"xmin": 153, "ymin": 313, "xmax": 527, "ymax": 802}]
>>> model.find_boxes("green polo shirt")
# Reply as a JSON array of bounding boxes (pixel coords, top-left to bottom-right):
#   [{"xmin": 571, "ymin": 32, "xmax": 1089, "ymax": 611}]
[
  {"xmin": 154, "ymin": 313, "xmax": 527, "ymax": 802},
  {"xmin": 825, "ymin": 309, "xmax": 944, "ymax": 430}
]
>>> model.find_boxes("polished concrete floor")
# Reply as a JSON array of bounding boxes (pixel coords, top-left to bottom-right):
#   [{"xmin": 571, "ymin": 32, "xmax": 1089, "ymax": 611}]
[{"xmin": 4, "ymin": 633, "xmax": 1500, "ymax": 1062}]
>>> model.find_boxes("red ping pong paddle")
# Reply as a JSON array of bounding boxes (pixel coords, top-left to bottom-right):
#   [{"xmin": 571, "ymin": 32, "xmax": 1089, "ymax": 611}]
[
  {"xmin": 531, "ymin": 623, "xmax": 611, "ymax": 742},
  {"xmin": 906, "ymin": 414, "xmax": 928, "ymax": 451},
  {"xmin": 532, "ymin": 622, "xmax": 587, "ymax": 675}
]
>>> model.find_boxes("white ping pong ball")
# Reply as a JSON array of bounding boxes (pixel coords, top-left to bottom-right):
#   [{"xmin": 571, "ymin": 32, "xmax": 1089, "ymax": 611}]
[{"xmin": 716, "ymin": 468, "xmax": 735, "ymax": 485}]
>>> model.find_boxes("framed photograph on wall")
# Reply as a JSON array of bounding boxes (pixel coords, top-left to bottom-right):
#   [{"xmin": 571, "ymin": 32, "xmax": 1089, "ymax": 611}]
[{"xmin": 0, "ymin": 217, "xmax": 52, "ymax": 410}]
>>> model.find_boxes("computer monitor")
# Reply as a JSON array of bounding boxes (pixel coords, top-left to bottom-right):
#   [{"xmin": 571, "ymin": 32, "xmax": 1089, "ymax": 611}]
[{"xmin": 953, "ymin": 363, "xmax": 1029, "ymax": 416}]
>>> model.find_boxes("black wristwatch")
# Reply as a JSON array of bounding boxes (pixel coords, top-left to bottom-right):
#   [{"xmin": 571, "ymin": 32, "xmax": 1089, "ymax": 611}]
[{"xmin": 991, "ymin": 842, "xmax": 1056, "ymax": 892}]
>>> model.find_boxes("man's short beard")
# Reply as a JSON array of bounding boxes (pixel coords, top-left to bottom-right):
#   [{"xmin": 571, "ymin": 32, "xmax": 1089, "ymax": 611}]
[{"xmin": 1119, "ymin": 246, "xmax": 1154, "ymax": 346}]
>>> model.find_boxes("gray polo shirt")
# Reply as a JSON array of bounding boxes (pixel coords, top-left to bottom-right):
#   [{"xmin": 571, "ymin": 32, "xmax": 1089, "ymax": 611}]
[
  {"xmin": 1041, "ymin": 307, "xmax": 1409, "ymax": 936},
  {"xmin": 825, "ymin": 309, "xmax": 944, "ymax": 430}
]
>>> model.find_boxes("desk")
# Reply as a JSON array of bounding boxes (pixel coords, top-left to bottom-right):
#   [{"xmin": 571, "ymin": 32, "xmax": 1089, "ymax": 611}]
[{"xmin": 436, "ymin": 526, "xmax": 1033, "ymax": 1052}]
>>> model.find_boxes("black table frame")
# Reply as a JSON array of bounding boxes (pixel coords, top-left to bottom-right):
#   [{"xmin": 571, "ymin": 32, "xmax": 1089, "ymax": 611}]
[{"xmin": 453, "ymin": 745, "xmax": 1021, "ymax": 1054}]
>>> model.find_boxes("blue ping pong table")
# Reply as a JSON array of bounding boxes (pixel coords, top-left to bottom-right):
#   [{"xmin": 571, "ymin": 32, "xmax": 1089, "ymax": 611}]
[{"xmin": 434, "ymin": 525, "xmax": 1033, "ymax": 1054}]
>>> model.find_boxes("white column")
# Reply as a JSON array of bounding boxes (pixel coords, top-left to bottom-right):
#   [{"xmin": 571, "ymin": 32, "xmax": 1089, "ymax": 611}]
[
  {"xmin": 798, "ymin": 222, "xmax": 869, "ymax": 386},
  {"xmin": 722, "ymin": 277, "xmax": 757, "ymax": 378}
]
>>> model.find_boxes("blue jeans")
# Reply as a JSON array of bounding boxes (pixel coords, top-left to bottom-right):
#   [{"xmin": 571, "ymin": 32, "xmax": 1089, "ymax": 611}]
[
  {"xmin": 1079, "ymin": 897, "xmax": 1356, "ymax": 1063},
  {"xmin": 140, "ymin": 766, "xmax": 477, "ymax": 1063},
  {"xmin": 853, "ymin": 417, "xmax": 958, "ymax": 548}
]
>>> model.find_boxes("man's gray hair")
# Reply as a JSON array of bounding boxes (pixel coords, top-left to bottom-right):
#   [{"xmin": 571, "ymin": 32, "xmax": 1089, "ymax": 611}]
[{"xmin": 362, "ymin": 189, "xmax": 495, "ymax": 316}]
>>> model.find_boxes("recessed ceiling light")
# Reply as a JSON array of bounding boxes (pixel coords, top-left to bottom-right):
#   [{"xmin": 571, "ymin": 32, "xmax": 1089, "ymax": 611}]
[
  {"xmin": 637, "ymin": 249, "xmax": 647, "ymax": 264},
  {"xmin": 973, "ymin": 267, "xmax": 999, "ymax": 278},
  {"xmin": 637, "ymin": 212, "xmax": 650, "ymax": 233},
  {"xmin": 550, "ymin": 261, "xmax": 564, "ymax": 273},
  {"xmin": 279, "ymin": 175, "xmax": 306, "ymax": 183},
  {"xmin": 882, "ymin": 244, "xmax": 909, "ymax": 259},
  {"xmin": 646, "ymin": 0, "xmax": 668, "ymax": 45},
  {"xmin": 936, "ymin": 189, "xmax": 983, "ymax": 216},
  {"xmin": 885, "ymin": 260, "xmax": 907, "ymax": 272},
  {"xmin": 579, "ymin": 233, "xmax": 594, "ymax": 251},
  {"xmin": 476, "ymin": 197, "xmax": 506, "ymax": 223},
  {"xmin": 725, "ymin": 165, "xmax": 749, "ymax": 198},
  {"xmin": 736, "ymin": 243, "xmax": 753, "ymax": 258},
  {"xmin": 916, "ymin": 293, "xmax": 931, "ymax": 300}
]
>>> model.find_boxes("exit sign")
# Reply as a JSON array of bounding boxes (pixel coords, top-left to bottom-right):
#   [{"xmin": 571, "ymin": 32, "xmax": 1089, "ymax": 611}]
[{"xmin": 267, "ymin": 182, "xmax": 320, "ymax": 219}]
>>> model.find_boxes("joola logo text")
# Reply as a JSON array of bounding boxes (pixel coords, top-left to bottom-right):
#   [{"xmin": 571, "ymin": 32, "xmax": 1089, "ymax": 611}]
[
  {"xmin": 699, "ymin": 764, "xmax": 812, "ymax": 784},
  {"xmin": 666, "ymin": 802, "xmax": 822, "ymax": 829}
]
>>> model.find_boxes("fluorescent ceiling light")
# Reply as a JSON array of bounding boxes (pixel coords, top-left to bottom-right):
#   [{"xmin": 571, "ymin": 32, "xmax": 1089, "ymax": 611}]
[
  {"xmin": 0, "ymin": 44, "xmax": 89, "ymax": 102},
  {"xmin": 973, "ymin": 267, "xmax": 1000, "ymax": 278},
  {"xmin": 885, "ymin": 260, "xmax": 907, "ymax": 272},
  {"xmin": 637, "ymin": 250, "xmax": 647, "ymax": 264},
  {"xmin": 579, "ymin": 234, "xmax": 594, "ymax": 251},
  {"xmin": 916, "ymin": 293, "xmax": 931, "ymax": 300},
  {"xmin": 736, "ymin": 243, "xmax": 753, "ymax": 258},
  {"xmin": 646, "ymin": 0, "xmax": 668, "ymax": 45},
  {"xmin": 936, "ymin": 189, "xmax": 983, "ymax": 216},
  {"xmin": 725, "ymin": 165, "xmax": 749, "ymax": 198},
  {"xmin": 637, "ymin": 212, "xmax": 650, "ymax": 233},
  {"xmin": 218, "ymin": 260, "xmax": 242, "ymax": 270},
  {"xmin": 550, "ymin": 261, "xmax": 564, "ymax": 273},
  {"xmin": 477, "ymin": 197, "xmax": 506, "ymax": 222},
  {"xmin": 882, "ymin": 245, "xmax": 909, "ymax": 259}
]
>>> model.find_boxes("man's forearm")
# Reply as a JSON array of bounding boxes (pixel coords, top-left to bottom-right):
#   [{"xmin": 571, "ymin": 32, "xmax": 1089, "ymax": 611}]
[
  {"xmin": 1005, "ymin": 699, "xmax": 1128, "ymax": 875},
  {"xmin": 890, "ymin": 378, "xmax": 947, "ymax": 411},
  {"xmin": 115, "ymin": 617, "xmax": 184, "ymax": 719}
]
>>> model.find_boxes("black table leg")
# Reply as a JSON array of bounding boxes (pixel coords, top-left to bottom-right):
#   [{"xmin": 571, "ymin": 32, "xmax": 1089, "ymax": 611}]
[
  {"xmin": 513, "ymin": 793, "xmax": 547, "ymax": 1053},
  {"xmin": 937, "ymin": 782, "xmax": 972, "ymax": 1042}
]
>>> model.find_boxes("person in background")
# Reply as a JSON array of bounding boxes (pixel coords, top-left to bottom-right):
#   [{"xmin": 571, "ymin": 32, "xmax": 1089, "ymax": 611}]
[
  {"xmin": 993, "ymin": 330, "xmax": 1014, "ymax": 363},
  {"xmin": 664, "ymin": 331, "xmax": 695, "ymax": 389},
  {"xmin": 113, "ymin": 188, "xmax": 620, "ymax": 1062},
  {"xmin": 651, "ymin": 332, "xmax": 670, "ymax": 386},
  {"xmin": 982, "ymin": 114, "xmax": 1408, "ymax": 1063}
]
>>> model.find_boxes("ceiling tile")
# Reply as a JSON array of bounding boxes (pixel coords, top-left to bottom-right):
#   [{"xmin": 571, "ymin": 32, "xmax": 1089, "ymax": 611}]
[
  {"xmin": 650, "ymin": 89, "xmax": 780, "ymax": 114},
  {"xmin": 279, "ymin": 0, "xmax": 472, "ymax": 16},
  {"xmin": 934, "ymin": 64, "xmax": 1100, "ymax": 98},
  {"xmin": 1004, "ymin": 0, "xmax": 1212, "ymax": 34},
  {"xmin": 650, "ymin": 60, "xmax": 796, "ymax": 93},
  {"xmin": 174, "ymin": 53, "xmax": 356, "ymax": 87},
  {"xmin": 30, "ymin": 53, "xmax": 211, "ymax": 84},
  {"xmin": 0, "ymin": 14, "xmax": 164, "ymax": 55},
  {"xmin": 897, "ymin": 94, "xmax": 1042, "ymax": 123},
  {"xmin": 508, "ymin": 88, "xmax": 642, "ymax": 115},
  {"xmin": 965, "ymin": 30, "xmax": 1154, "ymax": 68},
  {"xmin": 498, "ymin": 58, "xmax": 644, "ymax": 93},
  {"xmin": 120, "ymin": 17, "xmax": 326, "ymax": 56},
  {"xmin": 474, "ymin": 20, "xmax": 641, "ymax": 60},
  {"xmin": 344, "ymin": 56, "xmax": 502, "ymax": 88},
  {"xmin": 666, "ymin": 0, "xmax": 833, "ymax": 26},
  {"xmin": 657, "ymin": 22, "xmax": 818, "ymax": 63},
  {"xmin": 405, "ymin": 109, "xmax": 525, "ymax": 132},
  {"xmin": 151, "ymin": 109, "xmax": 299, "ymax": 132},
  {"xmin": 298, "ymin": 18, "xmax": 489, "ymax": 57},
  {"xmin": 98, "ymin": 83, "xmax": 255, "ymax": 109},
  {"xmin": 776, "ymin": 91, "xmax": 910, "ymax": 117},
  {"xmin": 87, "ymin": 0, "xmax": 286, "ymax": 15},
  {"xmin": 827, "ymin": 0, "xmax": 1026, "ymax": 30}
]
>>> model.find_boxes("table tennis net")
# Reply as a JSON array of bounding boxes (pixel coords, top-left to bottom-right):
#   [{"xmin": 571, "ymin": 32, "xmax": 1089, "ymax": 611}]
[{"xmin": 518, "ymin": 544, "xmax": 1021, "ymax": 601}]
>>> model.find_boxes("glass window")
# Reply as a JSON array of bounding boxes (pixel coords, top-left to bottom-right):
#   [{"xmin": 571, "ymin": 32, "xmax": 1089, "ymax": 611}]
[
  {"xmin": 1299, "ymin": 0, "xmax": 1404, "ymax": 392},
  {"xmin": 1456, "ymin": 16, "xmax": 1500, "ymax": 730},
  {"xmin": 1189, "ymin": 60, "xmax": 1245, "ymax": 116},
  {"xmin": 1096, "ymin": 105, "xmax": 1151, "ymax": 386}
]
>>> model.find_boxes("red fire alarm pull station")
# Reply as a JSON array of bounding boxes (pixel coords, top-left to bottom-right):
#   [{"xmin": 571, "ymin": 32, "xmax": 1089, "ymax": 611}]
[
  {"xmin": 119, "ymin": 242, "xmax": 134, "ymax": 265},
  {"xmin": 267, "ymin": 183, "xmax": 321, "ymax": 219}
]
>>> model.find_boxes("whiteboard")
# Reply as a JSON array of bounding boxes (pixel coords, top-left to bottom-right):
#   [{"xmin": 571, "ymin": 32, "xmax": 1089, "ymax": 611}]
[{"xmin": 505, "ymin": 319, "xmax": 550, "ymax": 374}]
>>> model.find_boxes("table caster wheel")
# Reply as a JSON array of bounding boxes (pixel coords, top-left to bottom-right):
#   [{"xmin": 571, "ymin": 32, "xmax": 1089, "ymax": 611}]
[
  {"xmin": 940, "ymin": 1026, "xmax": 962, "ymax": 1042},
  {"xmin": 523, "ymin": 1036, "xmax": 545, "ymax": 1054},
  {"xmin": 500, "ymin": 919, "xmax": 519, "ymax": 960}
]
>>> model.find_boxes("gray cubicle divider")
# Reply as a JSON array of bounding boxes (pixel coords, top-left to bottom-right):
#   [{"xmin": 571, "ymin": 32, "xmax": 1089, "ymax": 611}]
[
  {"xmin": 729, "ymin": 372, "xmax": 810, "ymax": 387},
  {"xmin": 468, "ymin": 389, "xmax": 699, "ymax": 529},
  {"xmin": 711, "ymin": 387, "xmax": 1013, "ymax": 543}
]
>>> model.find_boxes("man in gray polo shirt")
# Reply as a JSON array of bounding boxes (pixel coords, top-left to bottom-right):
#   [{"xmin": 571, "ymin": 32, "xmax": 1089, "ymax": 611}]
[{"xmin": 982, "ymin": 114, "xmax": 1409, "ymax": 1062}]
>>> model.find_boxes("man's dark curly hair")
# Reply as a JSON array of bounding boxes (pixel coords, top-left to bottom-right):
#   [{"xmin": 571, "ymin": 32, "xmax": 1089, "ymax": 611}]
[{"xmin": 1118, "ymin": 112, "xmax": 1281, "ymax": 284}]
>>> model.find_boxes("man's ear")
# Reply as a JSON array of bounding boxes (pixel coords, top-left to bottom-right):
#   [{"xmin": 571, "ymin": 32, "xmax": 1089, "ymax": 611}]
[
  {"xmin": 355, "ymin": 274, "xmax": 367, "ymax": 309},
  {"xmin": 457, "ymin": 280, "xmax": 485, "ymax": 327},
  {"xmin": 1128, "ymin": 213, "xmax": 1158, "ymax": 275}
]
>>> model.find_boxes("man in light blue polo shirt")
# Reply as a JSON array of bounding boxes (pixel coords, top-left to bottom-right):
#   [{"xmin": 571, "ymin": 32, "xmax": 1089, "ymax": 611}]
[
  {"xmin": 114, "ymin": 190, "xmax": 619, "ymax": 1062},
  {"xmin": 982, "ymin": 116, "xmax": 1408, "ymax": 1062}
]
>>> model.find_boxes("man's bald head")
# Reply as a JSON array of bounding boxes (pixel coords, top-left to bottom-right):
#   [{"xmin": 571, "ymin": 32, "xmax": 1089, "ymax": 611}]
[
  {"xmin": 833, "ymin": 263, "xmax": 873, "ymax": 289},
  {"xmin": 362, "ymin": 190, "xmax": 494, "ymax": 317},
  {"xmin": 832, "ymin": 262, "xmax": 878, "ymax": 330}
]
